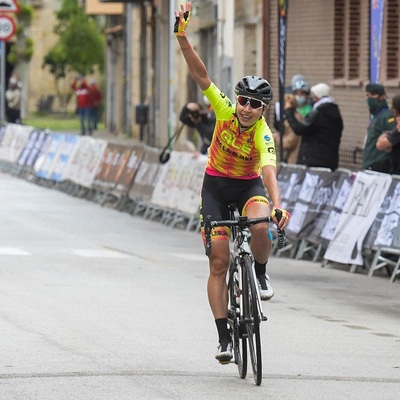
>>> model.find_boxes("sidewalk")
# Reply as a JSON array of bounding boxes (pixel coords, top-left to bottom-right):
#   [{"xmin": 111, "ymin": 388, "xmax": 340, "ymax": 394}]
[{"xmin": 72, "ymin": 128, "xmax": 142, "ymax": 147}]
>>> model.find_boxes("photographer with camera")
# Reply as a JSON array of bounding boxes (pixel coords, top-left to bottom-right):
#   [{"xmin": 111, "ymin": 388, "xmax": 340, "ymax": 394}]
[{"xmin": 179, "ymin": 99, "xmax": 216, "ymax": 154}]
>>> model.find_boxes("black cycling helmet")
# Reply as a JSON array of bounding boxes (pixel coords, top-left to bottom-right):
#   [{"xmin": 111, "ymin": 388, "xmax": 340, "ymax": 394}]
[{"xmin": 234, "ymin": 76, "xmax": 273, "ymax": 105}]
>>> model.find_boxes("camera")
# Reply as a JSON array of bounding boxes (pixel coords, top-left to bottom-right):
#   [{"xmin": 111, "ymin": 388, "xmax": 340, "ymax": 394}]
[{"xmin": 191, "ymin": 110, "xmax": 200, "ymax": 119}]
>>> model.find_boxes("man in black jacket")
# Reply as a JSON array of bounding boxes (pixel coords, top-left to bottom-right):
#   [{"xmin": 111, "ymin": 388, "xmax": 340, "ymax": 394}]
[
  {"xmin": 179, "ymin": 100, "xmax": 216, "ymax": 154},
  {"xmin": 376, "ymin": 94, "xmax": 400, "ymax": 175},
  {"xmin": 284, "ymin": 83, "xmax": 343, "ymax": 170}
]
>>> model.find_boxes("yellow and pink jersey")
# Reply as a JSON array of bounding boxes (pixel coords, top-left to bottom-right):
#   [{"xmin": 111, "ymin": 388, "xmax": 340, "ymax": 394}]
[{"xmin": 203, "ymin": 83, "xmax": 276, "ymax": 179}]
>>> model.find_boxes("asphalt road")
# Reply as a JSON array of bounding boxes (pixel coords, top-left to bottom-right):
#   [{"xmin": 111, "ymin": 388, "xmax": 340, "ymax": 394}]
[{"xmin": 0, "ymin": 172, "xmax": 399, "ymax": 400}]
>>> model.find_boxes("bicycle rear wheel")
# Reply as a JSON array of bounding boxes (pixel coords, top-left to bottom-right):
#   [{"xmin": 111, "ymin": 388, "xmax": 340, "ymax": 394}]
[
  {"xmin": 243, "ymin": 254, "xmax": 262, "ymax": 386},
  {"xmin": 228, "ymin": 255, "xmax": 247, "ymax": 379}
]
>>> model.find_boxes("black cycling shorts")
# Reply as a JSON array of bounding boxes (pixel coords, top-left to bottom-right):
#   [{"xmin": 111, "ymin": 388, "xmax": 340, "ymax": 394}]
[{"xmin": 200, "ymin": 173, "xmax": 268, "ymax": 226}]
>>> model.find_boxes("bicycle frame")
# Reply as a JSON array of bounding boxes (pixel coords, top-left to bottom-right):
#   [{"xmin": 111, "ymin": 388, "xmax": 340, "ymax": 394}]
[
  {"xmin": 229, "ymin": 215, "xmax": 266, "ymax": 325},
  {"xmin": 204, "ymin": 209, "xmax": 285, "ymax": 385}
]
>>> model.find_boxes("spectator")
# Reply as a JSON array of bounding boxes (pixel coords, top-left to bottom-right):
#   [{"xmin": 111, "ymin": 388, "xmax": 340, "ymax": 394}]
[
  {"xmin": 5, "ymin": 76, "xmax": 22, "ymax": 124},
  {"xmin": 88, "ymin": 79, "xmax": 102, "ymax": 131},
  {"xmin": 71, "ymin": 75, "xmax": 92, "ymax": 136},
  {"xmin": 275, "ymin": 78, "xmax": 313, "ymax": 163},
  {"xmin": 179, "ymin": 98, "xmax": 216, "ymax": 154},
  {"xmin": 363, "ymin": 83, "xmax": 396, "ymax": 172},
  {"xmin": 291, "ymin": 77, "xmax": 313, "ymax": 117},
  {"xmin": 274, "ymin": 74, "xmax": 305, "ymax": 125},
  {"xmin": 284, "ymin": 83, "xmax": 343, "ymax": 171},
  {"xmin": 274, "ymin": 74, "xmax": 312, "ymax": 139},
  {"xmin": 376, "ymin": 94, "xmax": 400, "ymax": 175},
  {"xmin": 274, "ymin": 94, "xmax": 302, "ymax": 164}
]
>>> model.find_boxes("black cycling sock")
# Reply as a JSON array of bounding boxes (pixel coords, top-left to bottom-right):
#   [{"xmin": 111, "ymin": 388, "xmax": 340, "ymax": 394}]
[
  {"xmin": 254, "ymin": 260, "xmax": 266, "ymax": 276},
  {"xmin": 215, "ymin": 318, "xmax": 230, "ymax": 343}
]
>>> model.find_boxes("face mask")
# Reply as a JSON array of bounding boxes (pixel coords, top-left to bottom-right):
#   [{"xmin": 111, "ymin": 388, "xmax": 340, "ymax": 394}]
[
  {"xmin": 367, "ymin": 98, "xmax": 386, "ymax": 115},
  {"xmin": 295, "ymin": 95, "xmax": 306, "ymax": 106}
]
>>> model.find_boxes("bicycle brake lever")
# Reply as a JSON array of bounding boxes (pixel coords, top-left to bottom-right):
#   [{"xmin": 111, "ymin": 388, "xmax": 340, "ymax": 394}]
[
  {"xmin": 273, "ymin": 209, "xmax": 286, "ymax": 249},
  {"xmin": 274, "ymin": 209, "xmax": 282, "ymax": 222}
]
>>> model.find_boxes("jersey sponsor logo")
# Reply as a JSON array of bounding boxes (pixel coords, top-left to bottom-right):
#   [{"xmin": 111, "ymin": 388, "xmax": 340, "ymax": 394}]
[
  {"xmin": 219, "ymin": 90, "xmax": 232, "ymax": 107},
  {"xmin": 264, "ymin": 134, "xmax": 271, "ymax": 142},
  {"xmin": 211, "ymin": 228, "xmax": 229, "ymax": 239},
  {"xmin": 267, "ymin": 146, "xmax": 275, "ymax": 154},
  {"xmin": 219, "ymin": 130, "xmax": 252, "ymax": 155},
  {"xmin": 216, "ymin": 136, "xmax": 252, "ymax": 161}
]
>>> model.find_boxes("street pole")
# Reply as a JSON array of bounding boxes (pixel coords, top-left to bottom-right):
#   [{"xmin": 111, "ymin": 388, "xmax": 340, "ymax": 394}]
[
  {"xmin": 124, "ymin": 2, "xmax": 133, "ymax": 137},
  {"xmin": 168, "ymin": 0, "xmax": 176, "ymax": 145},
  {"xmin": 0, "ymin": 41, "xmax": 5, "ymax": 123}
]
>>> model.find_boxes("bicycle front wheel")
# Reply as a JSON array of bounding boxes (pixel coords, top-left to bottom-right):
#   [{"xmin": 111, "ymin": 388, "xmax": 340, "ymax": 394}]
[
  {"xmin": 228, "ymin": 255, "xmax": 247, "ymax": 379},
  {"xmin": 243, "ymin": 254, "xmax": 262, "ymax": 386}
]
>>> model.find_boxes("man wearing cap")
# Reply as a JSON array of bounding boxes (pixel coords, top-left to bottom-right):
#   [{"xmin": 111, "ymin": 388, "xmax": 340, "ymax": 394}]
[
  {"xmin": 283, "ymin": 82, "xmax": 343, "ymax": 171},
  {"xmin": 363, "ymin": 83, "xmax": 396, "ymax": 172}
]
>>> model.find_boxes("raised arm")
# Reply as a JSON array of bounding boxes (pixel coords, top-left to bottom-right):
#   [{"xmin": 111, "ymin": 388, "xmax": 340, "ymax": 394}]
[{"xmin": 174, "ymin": 2, "xmax": 211, "ymax": 91}]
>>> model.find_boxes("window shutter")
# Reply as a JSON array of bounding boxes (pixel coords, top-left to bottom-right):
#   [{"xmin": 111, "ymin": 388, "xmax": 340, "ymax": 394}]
[
  {"xmin": 386, "ymin": 0, "xmax": 399, "ymax": 80},
  {"xmin": 348, "ymin": 0, "xmax": 361, "ymax": 80},
  {"xmin": 334, "ymin": 0, "xmax": 345, "ymax": 79}
]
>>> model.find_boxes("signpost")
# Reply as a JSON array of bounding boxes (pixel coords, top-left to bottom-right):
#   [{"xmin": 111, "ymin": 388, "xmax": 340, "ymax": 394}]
[
  {"xmin": 0, "ymin": 0, "xmax": 19, "ymax": 123},
  {"xmin": 0, "ymin": 15, "xmax": 16, "ymax": 41},
  {"xmin": 0, "ymin": 0, "xmax": 20, "ymax": 13}
]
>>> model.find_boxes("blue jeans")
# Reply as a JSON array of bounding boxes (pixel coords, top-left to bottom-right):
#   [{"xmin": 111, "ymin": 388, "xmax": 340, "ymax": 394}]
[
  {"xmin": 89, "ymin": 107, "xmax": 99, "ymax": 130},
  {"xmin": 77, "ymin": 107, "xmax": 92, "ymax": 135}
]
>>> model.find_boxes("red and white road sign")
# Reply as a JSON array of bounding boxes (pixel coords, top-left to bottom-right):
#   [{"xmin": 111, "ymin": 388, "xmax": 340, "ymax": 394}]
[
  {"xmin": 0, "ymin": 15, "xmax": 16, "ymax": 41},
  {"xmin": 0, "ymin": 0, "xmax": 20, "ymax": 13}
]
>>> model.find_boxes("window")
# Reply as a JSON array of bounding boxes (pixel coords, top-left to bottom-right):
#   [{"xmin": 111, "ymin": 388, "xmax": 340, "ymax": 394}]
[
  {"xmin": 334, "ymin": 0, "xmax": 361, "ymax": 82},
  {"xmin": 386, "ymin": 0, "xmax": 399, "ymax": 81}
]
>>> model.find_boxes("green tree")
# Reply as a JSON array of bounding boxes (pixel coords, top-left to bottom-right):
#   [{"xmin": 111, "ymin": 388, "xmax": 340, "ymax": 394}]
[
  {"xmin": 7, "ymin": 3, "xmax": 34, "ymax": 66},
  {"xmin": 42, "ymin": 0, "xmax": 105, "ymax": 111}
]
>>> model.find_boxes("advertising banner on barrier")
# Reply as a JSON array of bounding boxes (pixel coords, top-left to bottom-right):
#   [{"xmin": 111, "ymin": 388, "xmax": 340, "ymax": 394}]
[
  {"xmin": 150, "ymin": 151, "xmax": 187, "ymax": 209},
  {"xmin": 364, "ymin": 175, "xmax": 400, "ymax": 249},
  {"xmin": 93, "ymin": 143, "xmax": 133, "ymax": 192},
  {"xmin": 305, "ymin": 169, "xmax": 354, "ymax": 245},
  {"xmin": 324, "ymin": 171, "xmax": 392, "ymax": 265},
  {"xmin": 286, "ymin": 168, "xmax": 332, "ymax": 237},
  {"xmin": 62, "ymin": 137, "xmax": 108, "ymax": 188},
  {"xmin": 166, "ymin": 152, "xmax": 196, "ymax": 210},
  {"xmin": 34, "ymin": 133, "xmax": 79, "ymax": 181},
  {"xmin": 114, "ymin": 144, "xmax": 145, "ymax": 194},
  {"xmin": 35, "ymin": 133, "xmax": 63, "ymax": 179},
  {"xmin": 128, "ymin": 146, "xmax": 161, "ymax": 201},
  {"xmin": 177, "ymin": 154, "xmax": 207, "ymax": 215},
  {"xmin": 277, "ymin": 164, "xmax": 307, "ymax": 213},
  {"xmin": 0, "ymin": 125, "xmax": 6, "ymax": 144},
  {"xmin": 49, "ymin": 134, "xmax": 79, "ymax": 181},
  {"xmin": 0, "ymin": 124, "xmax": 33, "ymax": 162},
  {"xmin": 17, "ymin": 129, "xmax": 49, "ymax": 168}
]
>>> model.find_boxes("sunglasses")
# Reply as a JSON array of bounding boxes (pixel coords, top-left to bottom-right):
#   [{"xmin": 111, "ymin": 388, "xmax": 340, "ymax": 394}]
[{"xmin": 237, "ymin": 95, "xmax": 266, "ymax": 109}]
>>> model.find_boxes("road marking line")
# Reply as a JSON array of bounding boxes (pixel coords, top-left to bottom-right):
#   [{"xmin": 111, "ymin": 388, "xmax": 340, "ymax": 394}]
[
  {"xmin": 68, "ymin": 249, "xmax": 131, "ymax": 258},
  {"xmin": 167, "ymin": 252, "xmax": 205, "ymax": 262},
  {"xmin": 0, "ymin": 247, "xmax": 31, "ymax": 255}
]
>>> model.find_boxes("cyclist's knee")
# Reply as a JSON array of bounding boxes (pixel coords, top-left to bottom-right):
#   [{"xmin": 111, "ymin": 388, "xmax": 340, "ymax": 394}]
[
  {"xmin": 209, "ymin": 253, "xmax": 229, "ymax": 277},
  {"xmin": 250, "ymin": 223, "xmax": 270, "ymax": 240}
]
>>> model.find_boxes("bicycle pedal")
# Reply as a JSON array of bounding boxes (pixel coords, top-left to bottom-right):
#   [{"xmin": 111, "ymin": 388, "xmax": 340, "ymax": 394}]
[{"xmin": 219, "ymin": 360, "xmax": 233, "ymax": 365}]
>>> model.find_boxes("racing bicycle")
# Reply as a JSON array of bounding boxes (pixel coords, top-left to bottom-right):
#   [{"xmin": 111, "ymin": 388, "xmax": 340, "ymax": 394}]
[{"xmin": 204, "ymin": 205, "xmax": 285, "ymax": 386}]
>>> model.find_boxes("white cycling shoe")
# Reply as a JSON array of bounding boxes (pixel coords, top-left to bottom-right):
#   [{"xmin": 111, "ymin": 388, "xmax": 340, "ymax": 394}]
[{"xmin": 257, "ymin": 274, "xmax": 274, "ymax": 300}]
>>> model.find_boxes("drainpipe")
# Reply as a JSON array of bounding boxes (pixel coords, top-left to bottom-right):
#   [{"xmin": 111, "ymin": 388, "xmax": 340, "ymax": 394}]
[
  {"xmin": 262, "ymin": 0, "xmax": 270, "ymax": 80},
  {"xmin": 124, "ymin": 3, "xmax": 133, "ymax": 137}
]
